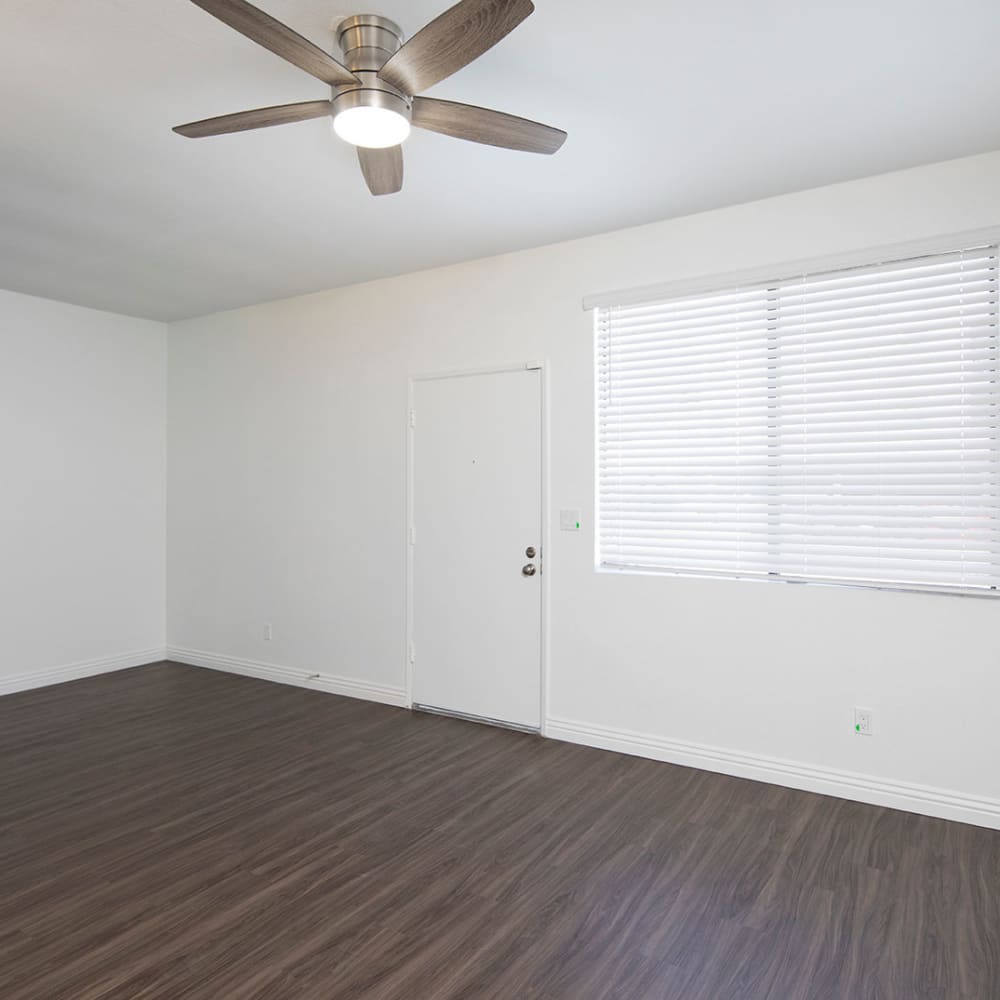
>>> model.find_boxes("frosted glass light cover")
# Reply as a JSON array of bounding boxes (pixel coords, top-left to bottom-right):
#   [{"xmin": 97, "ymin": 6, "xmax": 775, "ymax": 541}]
[{"xmin": 333, "ymin": 106, "xmax": 410, "ymax": 149}]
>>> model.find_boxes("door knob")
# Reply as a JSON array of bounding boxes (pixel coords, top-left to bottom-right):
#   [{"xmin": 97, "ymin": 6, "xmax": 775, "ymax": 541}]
[
  {"xmin": 522, "ymin": 563, "xmax": 537, "ymax": 577},
  {"xmin": 525, "ymin": 546, "xmax": 537, "ymax": 558}
]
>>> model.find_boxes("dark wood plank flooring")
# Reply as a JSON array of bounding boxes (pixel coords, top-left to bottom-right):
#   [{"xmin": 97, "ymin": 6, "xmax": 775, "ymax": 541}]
[{"xmin": 0, "ymin": 663, "xmax": 997, "ymax": 999}]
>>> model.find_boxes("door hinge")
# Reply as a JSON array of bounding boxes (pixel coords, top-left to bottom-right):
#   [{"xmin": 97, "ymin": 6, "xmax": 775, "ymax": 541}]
[
  {"xmin": 409, "ymin": 409, "xmax": 416, "ymax": 428},
  {"xmin": 408, "ymin": 641, "xmax": 415, "ymax": 664},
  {"xmin": 409, "ymin": 526, "xmax": 416, "ymax": 546}
]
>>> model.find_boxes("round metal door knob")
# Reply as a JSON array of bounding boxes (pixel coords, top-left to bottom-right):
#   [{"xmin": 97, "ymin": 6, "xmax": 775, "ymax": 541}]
[
  {"xmin": 522, "ymin": 564, "xmax": 537, "ymax": 577},
  {"xmin": 525, "ymin": 546, "xmax": 537, "ymax": 558}
]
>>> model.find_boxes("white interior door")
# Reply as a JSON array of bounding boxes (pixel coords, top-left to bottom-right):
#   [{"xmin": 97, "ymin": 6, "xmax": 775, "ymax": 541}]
[{"xmin": 411, "ymin": 367, "xmax": 542, "ymax": 730}]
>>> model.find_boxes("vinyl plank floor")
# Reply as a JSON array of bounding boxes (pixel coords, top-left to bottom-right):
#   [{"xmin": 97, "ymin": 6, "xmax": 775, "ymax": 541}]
[{"xmin": 0, "ymin": 662, "xmax": 997, "ymax": 999}]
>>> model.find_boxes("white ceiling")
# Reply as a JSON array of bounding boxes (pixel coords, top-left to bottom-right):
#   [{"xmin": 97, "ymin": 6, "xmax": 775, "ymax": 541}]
[{"xmin": 2, "ymin": 0, "xmax": 1000, "ymax": 322}]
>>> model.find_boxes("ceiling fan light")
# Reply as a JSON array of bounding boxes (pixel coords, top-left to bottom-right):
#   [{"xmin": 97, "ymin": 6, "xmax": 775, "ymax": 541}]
[{"xmin": 333, "ymin": 106, "xmax": 411, "ymax": 149}]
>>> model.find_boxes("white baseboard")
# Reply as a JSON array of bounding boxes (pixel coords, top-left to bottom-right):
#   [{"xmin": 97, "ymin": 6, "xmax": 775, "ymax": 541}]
[
  {"xmin": 0, "ymin": 648, "xmax": 167, "ymax": 697},
  {"xmin": 545, "ymin": 716, "xmax": 1000, "ymax": 831},
  {"xmin": 166, "ymin": 646, "xmax": 408, "ymax": 709},
  {"xmin": 6, "ymin": 646, "xmax": 993, "ymax": 829}
]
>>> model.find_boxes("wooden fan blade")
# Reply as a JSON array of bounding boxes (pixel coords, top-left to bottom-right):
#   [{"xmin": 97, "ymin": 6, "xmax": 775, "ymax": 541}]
[
  {"xmin": 188, "ymin": 0, "xmax": 358, "ymax": 86},
  {"xmin": 411, "ymin": 97, "xmax": 566, "ymax": 154},
  {"xmin": 173, "ymin": 100, "xmax": 333, "ymax": 138},
  {"xmin": 358, "ymin": 146, "xmax": 404, "ymax": 196},
  {"xmin": 378, "ymin": 0, "xmax": 534, "ymax": 96}
]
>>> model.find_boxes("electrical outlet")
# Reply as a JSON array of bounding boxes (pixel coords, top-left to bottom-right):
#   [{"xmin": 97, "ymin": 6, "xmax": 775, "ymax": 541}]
[
  {"xmin": 854, "ymin": 707, "xmax": 873, "ymax": 736},
  {"xmin": 264, "ymin": 623, "xmax": 273, "ymax": 641},
  {"xmin": 560, "ymin": 509, "xmax": 582, "ymax": 531}
]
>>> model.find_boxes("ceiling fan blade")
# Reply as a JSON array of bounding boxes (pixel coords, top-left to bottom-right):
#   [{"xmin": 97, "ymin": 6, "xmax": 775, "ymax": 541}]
[
  {"xmin": 378, "ymin": 0, "xmax": 534, "ymax": 96},
  {"xmin": 411, "ymin": 97, "xmax": 566, "ymax": 154},
  {"xmin": 358, "ymin": 146, "xmax": 404, "ymax": 196},
  {"xmin": 173, "ymin": 100, "xmax": 333, "ymax": 138},
  {"xmin": 188, "ymin": 0, "xmax": 358, "ymax": 86}
]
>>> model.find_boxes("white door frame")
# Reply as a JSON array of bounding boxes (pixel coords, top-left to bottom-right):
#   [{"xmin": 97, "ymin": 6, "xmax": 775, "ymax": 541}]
[{"xmin": 405, "ymin": 361, "xmax": 550, "ymax": 735}]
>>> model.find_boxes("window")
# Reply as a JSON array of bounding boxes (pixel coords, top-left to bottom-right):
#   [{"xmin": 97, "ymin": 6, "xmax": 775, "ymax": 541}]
[{"xmin": 596, "ymin": 243, "xmax": 1000, "ymax": 595}]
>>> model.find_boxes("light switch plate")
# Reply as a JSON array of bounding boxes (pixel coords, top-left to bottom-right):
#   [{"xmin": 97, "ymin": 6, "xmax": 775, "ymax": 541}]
[{"xmin": 560, "ymin": 509, "xmax": 582, "ymax": 531}]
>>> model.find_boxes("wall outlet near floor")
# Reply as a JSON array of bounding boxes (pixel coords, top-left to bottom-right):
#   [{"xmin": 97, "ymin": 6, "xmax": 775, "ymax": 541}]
[
  {"xmin": 854, "ymin": 707, "xmax": 873, "ymax": 736},
  {"xmin": 264, "ymin": 623, "xmax": 273, "ymax": 641}
]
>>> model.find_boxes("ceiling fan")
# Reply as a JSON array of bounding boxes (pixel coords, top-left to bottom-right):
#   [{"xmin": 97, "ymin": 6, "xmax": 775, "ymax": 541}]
[{"xmin": 174, "ymin": 0, "xmax": 567, "ymax": 195}]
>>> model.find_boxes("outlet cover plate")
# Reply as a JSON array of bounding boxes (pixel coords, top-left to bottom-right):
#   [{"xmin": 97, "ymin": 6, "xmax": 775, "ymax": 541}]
[
  {"xmin": 560, "ymin": 509, "xmax": 581, "ymax": 531},
  {"xmin": 854, "ymin": 707, "xmax": 873, "ymax": 736}
]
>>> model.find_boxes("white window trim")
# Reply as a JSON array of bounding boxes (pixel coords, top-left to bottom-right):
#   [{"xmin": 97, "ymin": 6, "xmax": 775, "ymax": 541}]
[
  {"xmin": 583, "ymin": 226, "xmax": 1000, "ymax": 312},
  {"xmin": 591, "ymin": 229, "xmax": 1000, "ymax": 599}
]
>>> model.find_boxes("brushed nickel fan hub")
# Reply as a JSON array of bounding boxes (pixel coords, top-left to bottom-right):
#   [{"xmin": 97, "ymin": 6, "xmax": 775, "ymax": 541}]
[
  {"xmin": 331, "ymin": 17, "xmax": 411, "ymax": 149},
  {"xmin": 332, "ymin": 12, "xmax": 410, "ymax": 134},
  {"xmin": 336, "ymin": 14, "xmax": 404, "ymax": 73},
  {"xmin": 331, "ymin": 84, "xmax": 411, "ymax": 123}
]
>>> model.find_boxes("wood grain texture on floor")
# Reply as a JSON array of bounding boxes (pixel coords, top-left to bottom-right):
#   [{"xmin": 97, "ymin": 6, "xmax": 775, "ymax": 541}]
[{"xmin": 0, "ymin": 663, "xmax": 996, "ymax": 999}]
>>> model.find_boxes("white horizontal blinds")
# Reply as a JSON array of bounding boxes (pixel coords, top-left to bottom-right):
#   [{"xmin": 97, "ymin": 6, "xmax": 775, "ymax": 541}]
[
  {"xmin": 597, "ymin": 244, "xmax": 1000, "ymax": 594},
  {"xmin": 772, "ymin": 247, "xmax": 1000, "ymax": 590},
  {"xmin": 597, "ymin": 285, "xmax": 776, "ymax": 577}
]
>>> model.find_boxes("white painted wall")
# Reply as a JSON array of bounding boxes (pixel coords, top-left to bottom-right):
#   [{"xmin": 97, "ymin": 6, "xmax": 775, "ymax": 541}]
[
  {"xmin": 167, "ymin": 151, "xmax": 1000, "ymax": 826},
  {"xmin": 0, "ymin": 290, "xmax": 167, "ymax": 691}
]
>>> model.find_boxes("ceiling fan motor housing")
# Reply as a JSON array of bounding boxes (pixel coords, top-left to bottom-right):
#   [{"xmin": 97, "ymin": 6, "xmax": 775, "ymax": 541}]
[{"xmin": 332, "ymin": 14, "xmax": 410, "ymax": 124}]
